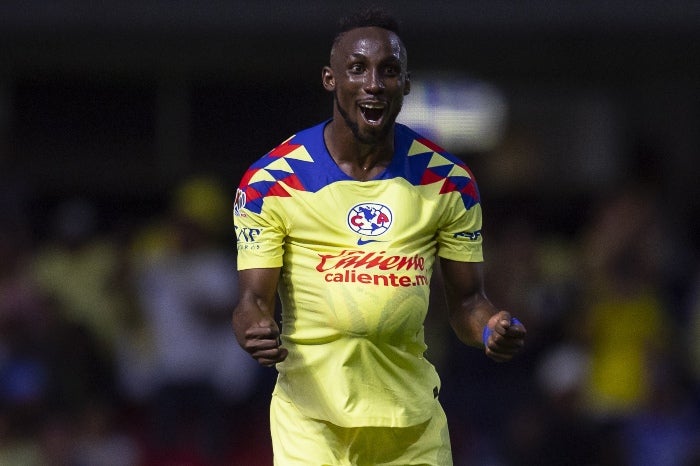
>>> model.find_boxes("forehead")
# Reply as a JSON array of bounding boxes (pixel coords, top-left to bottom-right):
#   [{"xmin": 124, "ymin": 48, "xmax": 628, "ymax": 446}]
[{"xmin": 332, "ymin": 26, "xmax": 405, "ymax": 63}]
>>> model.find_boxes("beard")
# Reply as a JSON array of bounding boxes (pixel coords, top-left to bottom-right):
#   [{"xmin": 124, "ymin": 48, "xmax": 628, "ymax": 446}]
[{"xmin": 334, "ymin": 92, "xmax": 396, "ymax": 145}]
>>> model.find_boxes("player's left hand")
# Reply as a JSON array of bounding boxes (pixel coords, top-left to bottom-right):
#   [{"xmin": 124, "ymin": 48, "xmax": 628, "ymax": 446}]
[{"xmin": 483, "ymin": 311, "xmax": 526, "ymax": 363}]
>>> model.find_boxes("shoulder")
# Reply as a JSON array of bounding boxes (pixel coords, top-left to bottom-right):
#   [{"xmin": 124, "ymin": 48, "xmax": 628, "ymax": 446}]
[
  {"xmin": 394, "ymin": 124, "xmax": 479, "ymax": 204},
  {"xmin": 395, "ymin": 123, "xmax": 469, "ymax": 169},
  {"xmin": 250, "ymin": 122, "xmax": 325, "ymax": 169},
  {"xmin": 239, "ymin": 122, "xmax": 326, "ymax": 185},
  {"xmin": 235, "ymin": 121, "xmax": 333, "ymax": 215}
]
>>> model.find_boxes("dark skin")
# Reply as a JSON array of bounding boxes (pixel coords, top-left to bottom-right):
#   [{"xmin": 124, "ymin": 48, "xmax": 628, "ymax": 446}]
[
  {"xmin": 233, "ymin": 26, "xmax": 526, "ymax": 367},
  {"xmin": 322, "ymin": 26, "xmax": 409, "ymax": 181}
]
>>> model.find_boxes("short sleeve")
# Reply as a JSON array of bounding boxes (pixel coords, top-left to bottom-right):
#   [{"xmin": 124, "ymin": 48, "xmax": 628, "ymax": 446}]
[
  {"xmin": 233, "ymin": 188, "xmax": 286, "ymax": 270},
  {"xmin": 435, "ymin": 193, "xmax": 484, "ymax": 263}
]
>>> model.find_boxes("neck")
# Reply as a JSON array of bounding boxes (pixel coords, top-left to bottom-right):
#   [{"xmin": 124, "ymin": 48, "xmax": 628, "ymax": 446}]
[
  {"xmin": 325, "ymin": 119, "xmax": 394, "ymax": 160},
  {"xmin": 324, "ymin": 120, "xmax": 394, "ymax": 180}
]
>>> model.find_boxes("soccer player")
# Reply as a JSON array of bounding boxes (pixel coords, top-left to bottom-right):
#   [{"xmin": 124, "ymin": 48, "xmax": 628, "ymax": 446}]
[{"xmin": 232, "ymin": 7, "xmax": 526, "ymax": 465}]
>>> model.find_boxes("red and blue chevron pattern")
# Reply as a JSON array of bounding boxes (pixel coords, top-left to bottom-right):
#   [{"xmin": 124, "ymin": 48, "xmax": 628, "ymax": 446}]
[{"xmin": 238, "ymin": 122, "xmax": 479, "ymax": 215}]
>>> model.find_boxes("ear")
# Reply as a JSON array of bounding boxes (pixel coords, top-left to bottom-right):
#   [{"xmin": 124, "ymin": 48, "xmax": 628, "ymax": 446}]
[
  {"xmin": 403, "ymin": 71, "xmax": 411, "ymax": 96},
  {"xmin": 322, "ymin": 66, "xmax": 335, "ymax": 91}
]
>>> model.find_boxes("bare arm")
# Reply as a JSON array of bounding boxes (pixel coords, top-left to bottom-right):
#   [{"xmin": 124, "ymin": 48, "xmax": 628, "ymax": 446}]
[
  {"xmin": 440, "ymin": 258, "xmax": 526, "ymax": 362},
  {"xmin": 232, "ymin": 267, "xmax": 288, "ymax": 367}
]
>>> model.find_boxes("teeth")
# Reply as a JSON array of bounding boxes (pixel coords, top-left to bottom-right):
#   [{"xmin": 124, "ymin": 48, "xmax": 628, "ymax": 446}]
[{"xmin": 360, "ymin": 102, "xmax": 385, "ymax": 123}]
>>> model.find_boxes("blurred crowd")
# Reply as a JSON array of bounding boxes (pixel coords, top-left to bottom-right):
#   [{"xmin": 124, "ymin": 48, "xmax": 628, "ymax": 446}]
[
  {"xmin": 1, "ymin": 172, "xmax": 699, "ymax": 466},
  {"xmin": 0, "ymin": 176, "xmax": 272, "ymax": 466}
]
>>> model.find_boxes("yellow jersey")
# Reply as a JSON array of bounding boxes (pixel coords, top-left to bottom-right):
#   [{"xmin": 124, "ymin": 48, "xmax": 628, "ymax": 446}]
[{"xmin": 234, "ymin": 121, "xmax": 483, "ymax": 427}]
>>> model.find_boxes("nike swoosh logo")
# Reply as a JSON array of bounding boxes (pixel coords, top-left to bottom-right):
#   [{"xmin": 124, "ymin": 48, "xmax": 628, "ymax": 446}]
[{"xmin": 357, "ymin": 238, "xmax": 383, "ymax": 245}]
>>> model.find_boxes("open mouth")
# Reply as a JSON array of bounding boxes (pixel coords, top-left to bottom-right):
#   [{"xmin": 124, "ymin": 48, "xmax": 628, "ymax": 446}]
[{"xmin": 359, "ymin": 102, "xmax": 386, "ymax": 124}]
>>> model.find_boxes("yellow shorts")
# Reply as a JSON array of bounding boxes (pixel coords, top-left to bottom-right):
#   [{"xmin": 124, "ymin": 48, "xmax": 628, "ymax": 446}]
[{"xmin": 270, "ymin": 393, "xmax": 453, "ymax": 466}]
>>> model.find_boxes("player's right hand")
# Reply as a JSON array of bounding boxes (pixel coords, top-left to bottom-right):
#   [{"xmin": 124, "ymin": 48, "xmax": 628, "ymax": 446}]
[{"xmin": 242, "ymin": 322, "xmax": 288, "ymax": 367}]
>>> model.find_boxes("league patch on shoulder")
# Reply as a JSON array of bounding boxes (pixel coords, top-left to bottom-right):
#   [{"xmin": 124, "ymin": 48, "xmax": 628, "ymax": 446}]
[
  {"xmin": 453, "ymin": 229, "xmax": 482, "ymax": 241},
  {"xmin": 233, "ymin": 188, "xmax": 246, "ymax": 217}
]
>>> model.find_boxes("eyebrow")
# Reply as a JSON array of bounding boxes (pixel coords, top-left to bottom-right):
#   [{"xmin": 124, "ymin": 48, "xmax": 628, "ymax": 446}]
[{"xmin": 347, "ymin": 52, "xmax": 402, "ymax": 62}]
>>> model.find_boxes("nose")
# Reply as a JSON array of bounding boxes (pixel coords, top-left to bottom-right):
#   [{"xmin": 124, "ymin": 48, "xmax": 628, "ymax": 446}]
[{"xmin": 364, "ymin": 69, "xmax": 384, "ymax": 94}]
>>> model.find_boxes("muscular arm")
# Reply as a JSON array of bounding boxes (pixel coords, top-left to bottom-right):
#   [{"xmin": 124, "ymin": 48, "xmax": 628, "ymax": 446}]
[
  {"xmin": 232, "ymin": 267, "xmax": 288, "ymax": 367},
  {"xmin": 440, "ymin": 258, "xmax": 526, "ymax": 362}
]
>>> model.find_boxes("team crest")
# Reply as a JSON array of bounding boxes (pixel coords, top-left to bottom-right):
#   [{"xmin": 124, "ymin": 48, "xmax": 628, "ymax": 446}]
[{"xmin": 347, "ymin": 203, "xmax": 393, "ymax": 237}]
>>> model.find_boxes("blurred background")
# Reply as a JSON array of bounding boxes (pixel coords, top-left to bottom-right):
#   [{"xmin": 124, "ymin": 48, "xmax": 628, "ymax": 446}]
[{"xmin": 1, "ymin": 1, "xmax": 699, "ymax": 465}]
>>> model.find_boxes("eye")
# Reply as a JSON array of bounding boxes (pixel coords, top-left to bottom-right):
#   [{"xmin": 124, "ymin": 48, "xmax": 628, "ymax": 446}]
[
  {"xmin": 383, "ymin": 62, "xmax": 401, "ymax": 76},
  {"xmin": 349, "ymin": 63, "xmax": 365, "ymax": 74}
]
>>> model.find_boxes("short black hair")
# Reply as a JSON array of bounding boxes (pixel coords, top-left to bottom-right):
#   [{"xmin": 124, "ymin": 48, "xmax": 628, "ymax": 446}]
[
  {"xmin": 337, "ymin": 6, "xmax": 401, "ymax": 35},
  {"xmin": 332, "ymin": 6, "xmax": 402, "ymax": 48}
]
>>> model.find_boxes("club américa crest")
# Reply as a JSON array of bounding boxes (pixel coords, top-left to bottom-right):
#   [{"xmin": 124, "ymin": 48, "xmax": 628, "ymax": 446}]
[{"xmin": 347, "ymin": 202, "xmax": 393, "ymax": 237}]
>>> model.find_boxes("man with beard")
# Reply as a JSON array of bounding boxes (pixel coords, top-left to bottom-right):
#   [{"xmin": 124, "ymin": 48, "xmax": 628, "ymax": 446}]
[{"xmin": 232, "ymin": 6, "xmax": 526, "ymax": 465}]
